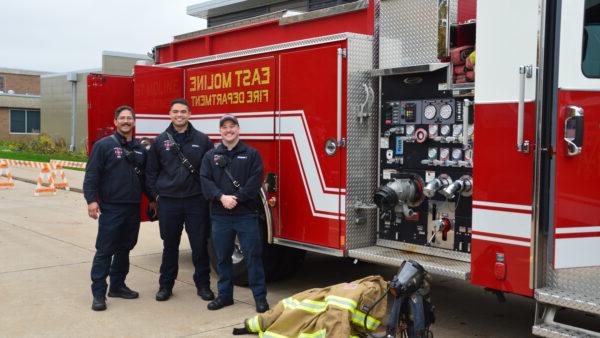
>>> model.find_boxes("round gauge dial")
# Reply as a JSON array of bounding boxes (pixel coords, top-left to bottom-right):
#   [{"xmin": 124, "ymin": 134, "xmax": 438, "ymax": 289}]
[
  {"xmin": 452, "ymin": 124, "xmax": 463, "ymax": 137},
  {"xmin": 406, "ymin": 125, "xmax": 415, "ymax": 135},
  {"xmin": 428, "ymin": 147, "xmax": 438, "ymax": 159},
  {"xmin": 440, "ymin": 124, "xmax": 451, "ymax": 136},
  {"xmin": 451, "ymin": 148, "xmax": 463, "ymax": 160},
  {"xmin": 440, "ymin": 104, "xmax": 453, "ymax": 119},
  {"xmin": 423, "ymin": 105, "xmax": 436, "ymax": 120},
  {"xmin": 428, "ymin": 124, "xmax": 438, "ymax": 136},
  {"xmin": 440, "ymin": 148, "xmax": 450, "ymax": 160}
]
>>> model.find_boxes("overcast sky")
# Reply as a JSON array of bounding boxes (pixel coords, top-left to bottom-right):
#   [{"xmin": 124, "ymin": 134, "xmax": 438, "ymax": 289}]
[{"xmin": 0, "ymin": 0, "xmax": 208, "ymax": 73}]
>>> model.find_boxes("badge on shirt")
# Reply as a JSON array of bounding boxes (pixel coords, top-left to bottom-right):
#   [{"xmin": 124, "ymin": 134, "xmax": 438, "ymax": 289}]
[
  {"xmin": 213, "ymin": 154, "xmax": 227, "ymax": 168},
  {"xmin": 163, "ymin": 140, "xmax": 173, "ymax": 151},
  {"xmin": 113, "ymin": 147, "xmax": 123, "ymax": 159},
  {"xmin": 237, "ymin": 155, "xmax": 248, "ymax": 160}
]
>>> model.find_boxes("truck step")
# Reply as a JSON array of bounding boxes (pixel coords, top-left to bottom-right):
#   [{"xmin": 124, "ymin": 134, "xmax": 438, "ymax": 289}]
[
  {"xmin": 532, "ymin": 322, "xmax": 600, "ymax": 338},
  {"xmin": 348, "ymin": 245, "xmax": 470, "ymax": 280},
  {"xmin": 536, "ymin": 287, "xmax": 600, "ymax": 316}
]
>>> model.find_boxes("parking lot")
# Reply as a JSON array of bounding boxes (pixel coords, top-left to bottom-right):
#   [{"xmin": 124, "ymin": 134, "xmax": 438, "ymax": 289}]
[{"xmin": 0, "ymin": 169, "xmax": 537, "ymax": 337}]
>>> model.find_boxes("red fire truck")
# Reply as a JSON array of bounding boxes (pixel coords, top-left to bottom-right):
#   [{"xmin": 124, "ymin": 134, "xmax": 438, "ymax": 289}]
[{"xmin": 87, "ymin": 0, "xmax": 600, "ymax": 335}]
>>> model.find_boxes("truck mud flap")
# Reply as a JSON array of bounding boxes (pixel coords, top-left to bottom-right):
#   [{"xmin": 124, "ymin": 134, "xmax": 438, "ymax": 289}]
[{"xmin": 348, "ymin": 246, "xmax": 470, "ymax": 280}]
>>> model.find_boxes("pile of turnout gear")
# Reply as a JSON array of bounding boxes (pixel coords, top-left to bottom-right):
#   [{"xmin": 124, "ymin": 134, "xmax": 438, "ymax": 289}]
[{"xmin": 233, "ymin": 275, "xmax": 388, "ymax": 337}]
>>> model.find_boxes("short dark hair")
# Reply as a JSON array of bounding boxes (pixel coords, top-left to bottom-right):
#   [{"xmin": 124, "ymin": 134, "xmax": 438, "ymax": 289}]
[
  {"xmin": 114, "ymin": 105, "xmax": 135, "ymax": 120},
  {"xmin": 170, "ymin": 98, "xmax": 190, "ymax": 110}
]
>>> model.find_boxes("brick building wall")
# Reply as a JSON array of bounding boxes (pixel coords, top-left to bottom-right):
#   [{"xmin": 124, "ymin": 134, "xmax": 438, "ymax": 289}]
[
  {"xmin": 0, "ymin": 73, "xmax": 40, "ymax": 95},
  {"xmin": 0, "ymin": 68, "xmax": 46, "ymax": 141}
]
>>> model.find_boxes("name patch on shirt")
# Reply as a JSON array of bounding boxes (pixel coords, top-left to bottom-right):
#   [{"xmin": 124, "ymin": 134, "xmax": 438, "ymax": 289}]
[
  {"xmin": 236, "ymin": 156, "xmax": 248, "ymax": 160},
  {"xmin": 134, "ymin": 150, "xmax": 143, "ymax": 155},
  {"xmin": 113, "ymin": 147, "xmax": 123, "ymax": 159},
  {"xmin": 191, "ymin": 144, "xmax": 200, "ymax": 148}
]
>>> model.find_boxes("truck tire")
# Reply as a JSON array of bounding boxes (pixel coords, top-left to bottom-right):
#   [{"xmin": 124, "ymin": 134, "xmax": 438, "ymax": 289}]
[{"xmin": 208, "ymin": 212, "xmax": 306, "ymax": 286}]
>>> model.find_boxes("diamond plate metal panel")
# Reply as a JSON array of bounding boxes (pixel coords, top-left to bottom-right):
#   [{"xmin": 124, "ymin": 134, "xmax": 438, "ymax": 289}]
[
  {"xmin": 379, "ymin": 0, "xmax": 457, "ymax": 69},
  {"xmin": 345, "ymin": 35, "xmax": 378, "ymax": 250},
  {"xmin": 348, "ymin": 245, "xmax": 470, "ymax": 279},
  {"xmin": 532, "ymin": 322, "xmax": 600, "ymax": 338},
  {"xmin": 535, "ymin": 288, "xmax": 600, "ymax": 316},
  {"xmin": 377, "ymin": 239, "xmax": 470, "ymax": 262},
  {"xmin": 544, "ymin": 266, "xmax": 600, "ymax": 309}
]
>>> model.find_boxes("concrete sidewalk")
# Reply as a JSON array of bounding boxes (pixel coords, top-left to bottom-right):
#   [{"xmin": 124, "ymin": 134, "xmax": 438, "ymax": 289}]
[
  {"xmin": 6, "ymin": 166, "xmax": 85, "ymax": 193},
  {"xmin": 0, "ymin": 180, "xmax": 266, "ymax": 337}
]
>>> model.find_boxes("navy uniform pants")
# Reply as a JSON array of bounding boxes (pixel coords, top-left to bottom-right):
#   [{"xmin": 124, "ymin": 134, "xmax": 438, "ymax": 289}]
[
  {"xmin": 91, "ymin": 203, "xmax": 141, "ymax": 298},
  {"xmin": 158, "ymin": 195, "xmax": 211, "ymax": 290},
  {"xmin": 211, "ymin": 213, "xmax": 266, "ymax": 301}
]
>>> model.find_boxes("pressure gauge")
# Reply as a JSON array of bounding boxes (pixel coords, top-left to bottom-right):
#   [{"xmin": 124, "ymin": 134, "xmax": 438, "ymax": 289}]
[
  {"xmin": 440, "ymin": 148, "xmax": 450, "ymax": 161},
  {"xmin": 440, "ymin": 124, "xmax": 451, "ymax": 136},
  {"xmin": 428, "ymin": 147, "xmax": 438, "ymax": 160},
  {"xmin": 440, "ymin": 104, "xmax": 453, "ymax": 120},
  {"xmin": 428, "ymin": 124, "xmax": 438, "ymax": 137},
  {"xmin": 406, "ymin": 125, "xmax": 416, "ymax": 136},
  {"xmin": 423, "ymin": 105, "xmax": 437, "ymax": 120},
  {"xmin": 452, "ymin": 124, "xmax": 463, "ymax": 138},
  {"xmin": 464, "ymin": 149, "xmax": 473, "ymax": 161},
  {"xmin": 451, "ymin": 148, "xmax": 463, "ymax": 161}
]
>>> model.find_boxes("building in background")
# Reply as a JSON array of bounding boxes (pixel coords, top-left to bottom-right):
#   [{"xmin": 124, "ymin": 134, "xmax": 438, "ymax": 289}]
[
  {"xmin": 41, "ymin": 51, "xmax": 150, "ymax": 151},
  {"xmin": 0, "ymin": 68, "xmax": 51, "ymax": 141}
]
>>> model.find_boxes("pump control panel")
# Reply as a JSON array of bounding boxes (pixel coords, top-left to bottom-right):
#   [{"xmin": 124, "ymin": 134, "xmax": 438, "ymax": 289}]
[{"xmin": 374, "ymin": 70, "xmax": 474, "ymax": 254}]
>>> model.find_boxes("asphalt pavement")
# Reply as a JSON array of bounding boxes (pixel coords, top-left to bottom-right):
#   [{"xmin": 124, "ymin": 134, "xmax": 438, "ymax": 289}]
[{"xmin": 0, "ymin": 167, "xmax": 537, "ymax": 337}]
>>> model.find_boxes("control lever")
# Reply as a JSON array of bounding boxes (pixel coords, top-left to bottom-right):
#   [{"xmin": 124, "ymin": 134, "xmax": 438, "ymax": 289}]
[{"xmin": 427, "ymin": 218, "xmax": 453, "ymax": 245}]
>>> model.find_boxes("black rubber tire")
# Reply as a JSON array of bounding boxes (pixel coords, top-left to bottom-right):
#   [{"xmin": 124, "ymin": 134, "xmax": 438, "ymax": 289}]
[{"xmin": 208, "ymin": 213, "xmax": 306, "ymax": 286}]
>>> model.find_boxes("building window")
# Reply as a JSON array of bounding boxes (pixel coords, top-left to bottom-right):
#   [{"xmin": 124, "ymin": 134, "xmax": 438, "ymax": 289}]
[
  {"xmin": 10, "ymin": 109, "xmax": 40, "ymax": 134},
  {"xmin": 582, "ymin": 0, "xmax": 600, "ymax": 77},
  {"xmin": 0, "ymin": 76, "xmax": 4, "ymax": 92}
]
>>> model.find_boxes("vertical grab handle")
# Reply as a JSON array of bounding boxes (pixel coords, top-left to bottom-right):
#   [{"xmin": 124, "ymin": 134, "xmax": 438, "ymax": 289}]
[
  {"xmin": 564, "ymin": 105, "xmax": 584, "ymax": 156},
  {"xmin": 517, "ymin": 65, "xmax": 533, "ymax": 153},
  {"xmin": 337, "ymin": 48, "xmax": 347, "ymax": 147}
]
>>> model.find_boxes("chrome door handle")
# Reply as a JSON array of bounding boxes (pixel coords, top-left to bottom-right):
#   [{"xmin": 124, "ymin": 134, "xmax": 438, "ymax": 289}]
[
  {"xmin": 564, "ymin": 105, "xmax": 584, "ymax": 156},
  {"xmin": 517, "ymin": 65, "xmax": 533, "ymax": 153}
]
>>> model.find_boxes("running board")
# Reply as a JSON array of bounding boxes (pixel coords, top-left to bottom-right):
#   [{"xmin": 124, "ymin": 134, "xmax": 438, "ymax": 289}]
[
  {"xmin": 348, "ymin": 246, "xmax": 470, "ymax": 280},
  {"xmin": 535, "ymin": 287, "xmax": 600, "ymax": 316},
  {"xmin": 533, "ymin": 319, "xmax": 600, "ymax": 337}
]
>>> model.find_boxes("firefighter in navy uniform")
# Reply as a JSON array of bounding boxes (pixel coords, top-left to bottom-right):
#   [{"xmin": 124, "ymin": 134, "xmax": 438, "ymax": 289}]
[
  {"xmin": 145, "ymin": 98, "xmax": 215, "ymax": 302},
  {"xmin": 83, "ymin": 106, "xmax": 148, "ymax": 311},
  {"xmin": 200, "ymin": 115, "xmax": 269, "ymax": 313}
]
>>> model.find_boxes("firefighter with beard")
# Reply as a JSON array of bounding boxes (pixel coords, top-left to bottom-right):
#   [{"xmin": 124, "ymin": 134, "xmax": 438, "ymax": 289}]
[
  {"xmin": 200, "ymin": 115, "xmax": 269, "ymax": 313},
  {"xmin": 84, "ymin": 106, "xmax": 149, "ymax": 311},
  {"xmin": 145, "ymin": 98, "xmax": 215, "ymax": 302}
]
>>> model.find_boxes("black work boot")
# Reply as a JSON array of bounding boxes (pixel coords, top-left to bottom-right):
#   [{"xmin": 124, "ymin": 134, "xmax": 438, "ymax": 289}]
[
  {"xmin": 155, "ymin": 287, "xmax": 172, "ymax": 301},
  {"xmin": 197, "ymin": 287, "xmax": 215, "ymax": 301},
  {"xmin": 92, "ymin": 296, "xmax": 107, "ymax": 311},
  {"xmin": 207, "ymin": 296, "xmax": 234, "ymax": 310},
  {"xmin": 255, "ymin": 298, "xmax": 269, "ymax": 313},
  {"xmin": 108, "ymin": 285, "xmax": 139, "ymax": 299}
]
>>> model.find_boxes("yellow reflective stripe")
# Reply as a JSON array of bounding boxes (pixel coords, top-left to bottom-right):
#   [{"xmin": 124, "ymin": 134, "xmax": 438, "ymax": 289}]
[
  {"xmin": 283, "ymin": 297, "xmax": 327, "ymax": 313},
  {"xmin": 350, "ymin": 336, "xmax": 360, "ymax": 338},
  {"xmin": 247, "ymin": 316, "xmax": 262, "ymax": 333},
  {"xmin": 325, "ymin": 295, "xmax": 358, "ymax": 309},
  {"xmin": 299, "ymin": 329, "xmax": 327, "ymax": 338},
  {"xmin": 351, "ymin": 311, "xmax": 381, "ymax": 331},
  {"xmin": 281, "ymin": 296, "xmax": 381, "ymax": 330},
  {"xmin": 260, "ymin": 331, "xmax": 289, "ymax": 338}
]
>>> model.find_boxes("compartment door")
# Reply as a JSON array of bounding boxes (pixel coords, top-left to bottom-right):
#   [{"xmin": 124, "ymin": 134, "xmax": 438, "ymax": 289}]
[
  {"xmin": 87, "ymin": 74, "xmax": 133, "ymax": 152},
  {"xmin": 552, "ymin": 0, "xmax": 600, "ymax": 268},
  {"xmin": 277, "ymin": 44, "xmax": 345, "ymax": 248},
  {"xmin": 133, "ymin": 65, "xmax": 183, "ymax": 138}
]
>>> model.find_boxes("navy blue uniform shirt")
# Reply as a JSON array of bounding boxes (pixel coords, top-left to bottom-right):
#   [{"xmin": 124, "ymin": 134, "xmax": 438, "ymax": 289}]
[
  {"xmin": 83, "ymin": 132, "xmax": 147, "ymax": 204},
  {"xmin": 145, "ymin": 123, "xmax": 213, "ymax": 200},
  {"xmin": 200, "ymin": 141, "xmax": 263, "ymax": 215}
]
